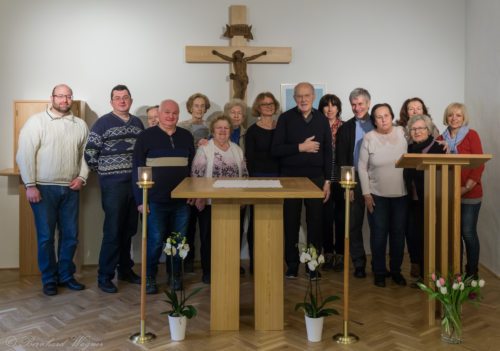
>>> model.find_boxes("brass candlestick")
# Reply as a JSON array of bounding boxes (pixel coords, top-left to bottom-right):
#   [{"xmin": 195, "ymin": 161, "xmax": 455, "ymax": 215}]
[
  {"xmin": 333, "ymin": 167, "xmax": 359, "ymax": 344},
  {"xmin": 130, "ymin": 167, "xmax": 156, "ymax": 344}
]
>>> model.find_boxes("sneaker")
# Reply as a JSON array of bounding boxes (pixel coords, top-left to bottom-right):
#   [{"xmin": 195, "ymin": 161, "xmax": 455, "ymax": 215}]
[
  {"xmin": 333, "ymin": 254, "xmax": 344, "ymax": 272},
  {"xmin": 285, "ymin": 267, "xmax": 298, "ymax": 279},
  {"xmin": 98, "ymin": 280, "xmax": 118, "ymax": 293},
  {"xmin": 146, "ymin": 276, "xmax": 158, "ymax": 295},
  {"xmin": 392, "ymin": 273, "xmax": 407, "ymax": 286},
  {"xmin": 43, "ymin": 282, "xmax": 58, "ymax": 296},
  {"xmin": 117, "ymin": 270, "xmax": 141, "ymax": 284}
]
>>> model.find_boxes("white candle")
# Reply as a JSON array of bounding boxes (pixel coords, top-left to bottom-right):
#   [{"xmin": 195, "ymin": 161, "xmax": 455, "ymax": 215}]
[
  {"xmin": 142, "ymin": 172, "xmax": 148, "ymax": 181},
  {"xmin": 346, "ymin": 172, "xmax": 351, "ymax": 182}
]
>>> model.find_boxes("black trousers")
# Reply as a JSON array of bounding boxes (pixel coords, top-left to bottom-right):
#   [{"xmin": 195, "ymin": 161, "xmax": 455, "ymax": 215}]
[{"xmin": 283, "ymin": 176, "xmax": 324, "ymax": 270}]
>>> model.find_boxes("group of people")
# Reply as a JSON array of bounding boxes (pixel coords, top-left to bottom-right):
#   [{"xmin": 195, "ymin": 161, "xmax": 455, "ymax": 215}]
[{"xmin": 16, "ymin": 82, "xmax": 484, "ymax": 297}]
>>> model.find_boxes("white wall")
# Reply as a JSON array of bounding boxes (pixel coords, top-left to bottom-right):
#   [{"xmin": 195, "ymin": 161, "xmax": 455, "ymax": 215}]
[
  {"xmin": 0, "ymin": 0, "xmax": 473, "ymax": 269},
  {"xmin": 465, "ymin": 0, "xmax": 500, "ymax": 275}
]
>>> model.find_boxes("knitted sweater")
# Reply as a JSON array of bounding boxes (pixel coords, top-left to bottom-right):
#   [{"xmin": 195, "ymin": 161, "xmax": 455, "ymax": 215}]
[
  {"xmin": 271, "ymin": 107, "xmax": 332, "ymax": 178},
  {"xmin": 85, "ymin": 112, "xmax": 144, "ymax": 186},
  {"xmin": 358, "ymin": 126, "xmax": 407, "ymax": 197},
  {"xmin": 132, "ymin": 126, "xmax": 194, "ymax": 205},
  {"xmin": 16, "ymin": 107, "xmax": 89, "ymax": 187}
]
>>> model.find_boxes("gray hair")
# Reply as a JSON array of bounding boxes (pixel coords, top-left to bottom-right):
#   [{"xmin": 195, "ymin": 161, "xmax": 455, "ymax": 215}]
[
  {"xmin": 407, "ymin": 114, "xmax": 435, "ymax": 134},
  {"xmin": 223, "ymin": 99, "xmax": 247, "ymax": 119},
  {"xmin": 349, "ymin": 87, "xmax": 371, "ymax": 103}
]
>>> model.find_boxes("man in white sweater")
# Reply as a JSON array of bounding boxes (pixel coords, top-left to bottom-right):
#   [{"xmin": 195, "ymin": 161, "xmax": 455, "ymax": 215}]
[{"xmin": 16, "ymin": 84, "xmax": 89, "ymax": 296}]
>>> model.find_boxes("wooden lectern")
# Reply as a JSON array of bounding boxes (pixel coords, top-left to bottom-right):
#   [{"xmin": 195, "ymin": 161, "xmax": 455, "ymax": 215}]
[
  {"xmin": 396, "ymin": 153, "xmax": 491, "ymax": 326},
  {"xmin": 171, "ymin": 177, "xmax": 323, "ymax": 331}
]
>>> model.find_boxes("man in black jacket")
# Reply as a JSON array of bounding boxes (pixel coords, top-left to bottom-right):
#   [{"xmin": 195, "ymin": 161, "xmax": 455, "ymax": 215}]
[
  {"xmin": 335, "ymin": 88, "xmax": 374, "ymax": 278},
  {"xmin": 272, "ymin": 82, "xmax": 332, "ymax": 279}
]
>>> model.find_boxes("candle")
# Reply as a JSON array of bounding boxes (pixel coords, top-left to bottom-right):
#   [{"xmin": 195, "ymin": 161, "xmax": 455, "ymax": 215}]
[
  {"xmin": 142, "ymin": 172, "xmax": 148, "ymax": 181},
  {"xmin": 346, "ymin": 172, "xmax": 351, "ymax": 182}
]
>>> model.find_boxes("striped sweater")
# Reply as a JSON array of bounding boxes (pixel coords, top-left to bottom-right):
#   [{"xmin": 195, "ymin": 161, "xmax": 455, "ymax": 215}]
[{"xmin": 85, "ymin": 112, "xmax": 144, "ymax": 186}]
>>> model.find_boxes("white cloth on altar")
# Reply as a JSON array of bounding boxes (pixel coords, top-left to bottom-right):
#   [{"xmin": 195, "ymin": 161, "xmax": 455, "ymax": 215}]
[{"xmin": 213, "ymin": 179, "xmax": 282, "ymax": 188}]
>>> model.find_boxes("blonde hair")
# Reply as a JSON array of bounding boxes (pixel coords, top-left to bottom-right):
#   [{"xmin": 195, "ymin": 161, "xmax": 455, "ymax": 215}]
[{"xmin": 443, "ymin": 102, "xmax": 470, "ymax": 126}]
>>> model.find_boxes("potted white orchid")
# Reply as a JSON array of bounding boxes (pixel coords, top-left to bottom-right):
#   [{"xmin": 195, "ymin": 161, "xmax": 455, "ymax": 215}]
[
  {"xmin": 161, "ymin": 232, "xmax": 202, "ymax": 341},
  {"xmin": 295, "ymin": 244, "xmax": 340, "ymax": 342}
]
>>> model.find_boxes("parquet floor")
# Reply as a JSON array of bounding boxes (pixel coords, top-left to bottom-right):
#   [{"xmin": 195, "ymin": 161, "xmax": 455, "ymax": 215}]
[{"xmin": 0, "ymin": 258, "xmax": 499, "ymax": 351}]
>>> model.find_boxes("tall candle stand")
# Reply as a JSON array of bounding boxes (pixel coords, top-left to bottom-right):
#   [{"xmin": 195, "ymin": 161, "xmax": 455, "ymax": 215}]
[
  {"xmin": 130, "ymin": 167, "xmax": 156, "ymax": 344},
  {"xmin": 333, "ymin": 166, "xmax": 359, "ymax": 344}
]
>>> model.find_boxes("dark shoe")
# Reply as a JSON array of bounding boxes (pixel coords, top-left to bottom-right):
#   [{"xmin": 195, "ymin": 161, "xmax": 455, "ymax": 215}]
[
  {"xmin": 333, "ymin": 254, "xmax": 344, "ymax": 272},
  {"xmin": 202, "ymin": 274, "xmax": 210, "ymax": 284},
  {"xmin": 374, "ymin": 275, "xmax": 386, "ymax": 287},
  {"xmin": 354, "ymin": 267, "xmax": 366, "ymax": 278},
  {"xmin": 322, "ymin": 253, "xmax": 334, "ymax": 271},
  {"xmin": 98, "ymin": 280, "xmax": 118, "ymax": 293},
  {"xmin": 240, "ymin": 266, "xmax": 245, "ymax": 275},
  {"xmin": 184, "ymin": 260, "xmax": 194, "ymax": 273},
  {"xmin": 146, "ymin": 276, "xmax": 158, "ymax": 295},
  {"xmin": 172, "ymin": 278, "xmax": 183, "ymax": 291},
  {"xmin": 43, "ymin": 282, "xmax": 58, "ymax": 296},
  {"xmin": 118, "ymin": 270, "xmax": 141, "ymax": 284},
  {"xmin": 385, "ymin": 270, "xmax": 392, "ymax": 278},
  {"xmin": 285, "ymin": 267, "xmax": 298, "ymax": 279},
  {"xmin": 59, "ymin": 278, "xmax": 85, "ymax": 291},
  {"xmin": 392, "ymin": 273, "xmax": 407, "ymax": 286},
  {"xmin": 309, "ymin": 270, "xmax": 322, "ymax": 281},
  {"xmin": 410, "ymin": 263, "xmax": 420, "ymax": 278}
]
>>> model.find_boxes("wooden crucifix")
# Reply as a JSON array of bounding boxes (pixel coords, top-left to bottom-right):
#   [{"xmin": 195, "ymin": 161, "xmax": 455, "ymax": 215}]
[{"xmin": 185, "ymin": 5, "xmax": 292, "ymax": 101}]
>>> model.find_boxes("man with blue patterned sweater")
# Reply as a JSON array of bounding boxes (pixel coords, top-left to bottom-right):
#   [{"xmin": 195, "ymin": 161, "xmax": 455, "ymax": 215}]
[
  {"xmin": 85, "ymin": 84, "xmax": 144, "ymax": 293},
  {"xmin": 132, "ymin": 99, "xmax": 195, "ymax": 294}
]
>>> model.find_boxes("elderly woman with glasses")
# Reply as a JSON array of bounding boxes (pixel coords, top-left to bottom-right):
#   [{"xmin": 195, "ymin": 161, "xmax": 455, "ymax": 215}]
[{"xmin": 403, "ymin": 115, "xmax": 446, "ymax": 284}]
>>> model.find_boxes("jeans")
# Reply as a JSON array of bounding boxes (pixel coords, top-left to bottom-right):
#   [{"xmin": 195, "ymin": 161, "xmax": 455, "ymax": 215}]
[
  {"xmin": 322, "ymin": 181, "xmax": 345, "ymax": 255},
  {"xmin": 98, "ymin": 182, "xmax": 138, "ymax": 282},
  {"xmin": 147, "ymin": 201, "xmax": 189, "ymax": 278},
  {"xmin": 461, "ymin": 202, "xmax": 481, "ymax": 276},
  {"xmin": 367, "ymin": 194, "xmax": 408, "ymax": 276},
  {"xmin": 283, "ymin": 177, "xmax": 324, "ymax": 270},
  {"xmin": 30, "ymin": 185, "xmax": 79, "ymax": 285}
]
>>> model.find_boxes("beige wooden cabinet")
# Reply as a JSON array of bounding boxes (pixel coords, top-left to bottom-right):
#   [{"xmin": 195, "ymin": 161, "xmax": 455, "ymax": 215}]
[{"xmin": 0, "ymin": 100, "xmax": 85, "ymax": 276}]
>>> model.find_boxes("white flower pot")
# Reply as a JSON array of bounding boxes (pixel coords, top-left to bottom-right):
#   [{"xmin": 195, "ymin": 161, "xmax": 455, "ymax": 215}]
[
  {"xmin": 168, "ymin": 315, "xmax": 187, "ymax": 341},
  {"xmin": 305, "ymin": 315, "xmax": 324, "ymax": 342}
]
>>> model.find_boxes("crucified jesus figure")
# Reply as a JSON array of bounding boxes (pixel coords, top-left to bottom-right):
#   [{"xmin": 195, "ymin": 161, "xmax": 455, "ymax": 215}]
[{"xmin": 212, "ymin": 49, "xmax": 267, "ymax": 99}]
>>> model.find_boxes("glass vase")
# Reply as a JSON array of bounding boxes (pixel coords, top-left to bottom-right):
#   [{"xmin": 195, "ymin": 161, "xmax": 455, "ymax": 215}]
[{"xmin": 441, "ymin": 304, "xmax": 462, "ymax": 344}]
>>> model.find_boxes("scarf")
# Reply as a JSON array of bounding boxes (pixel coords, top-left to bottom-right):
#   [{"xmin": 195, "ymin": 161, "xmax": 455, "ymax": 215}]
[
  {"xmin": 408, "ymin": 136, "xmax": 435, "ymax": 154},
  {"xmin": 442, "ymin": 126, "xmax": 470, "ymax": 154},
  {"xmin": 330, "ymin": 118, "xmax": 343, "ymax": 146}
]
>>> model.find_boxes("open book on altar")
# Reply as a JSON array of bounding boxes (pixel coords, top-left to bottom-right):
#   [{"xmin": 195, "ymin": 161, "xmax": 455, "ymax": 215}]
[{"xmin": 213, "ymin": 179, "xmax": 282, "ymax": 188}]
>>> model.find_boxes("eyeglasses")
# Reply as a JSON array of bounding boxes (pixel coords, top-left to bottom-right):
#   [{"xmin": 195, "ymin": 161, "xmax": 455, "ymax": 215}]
[
  {"xmin": 53, "ymin": 94, "xmax": 73, "ymax": 100},
  {"xmin": 409, "ymin": 127, "xmax": 428, "ymax": 133},
  {"xmin": 260, "ymin": 102, "xmax": 275, "ymax": 107},
  {"xmin": 112, "ymin": 96, "xmax": 131, "ymax": 102}
]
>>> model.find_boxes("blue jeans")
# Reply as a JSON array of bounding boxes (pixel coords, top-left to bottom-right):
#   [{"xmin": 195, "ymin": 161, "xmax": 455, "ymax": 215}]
[
  {"xmin": 147, "ymin": 201, "xmax": 189, "ymax": 278},
  {"xmin": 367, "ymin": 194, "xmax": 408, "ymax": 276},
  {"xmin": 30, "ymin": 185, "xmax": 79, "ymax": 285},
  {"xmin": 98, "ymin": 182, "xmax": 138, "ymax": 282},
  {"xmin": 461, "ymin": 202, "xmax": 481, "ymax": 276}
]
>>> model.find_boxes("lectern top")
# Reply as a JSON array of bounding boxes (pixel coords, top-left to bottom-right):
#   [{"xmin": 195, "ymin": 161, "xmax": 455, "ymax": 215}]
[
  {"xmin": 396, "ymin": 153, "xmax": 492, "ymax": 170},
  {"xmin": 171, "ymin": 177, "xmax": 323, "ymax": 199}
]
